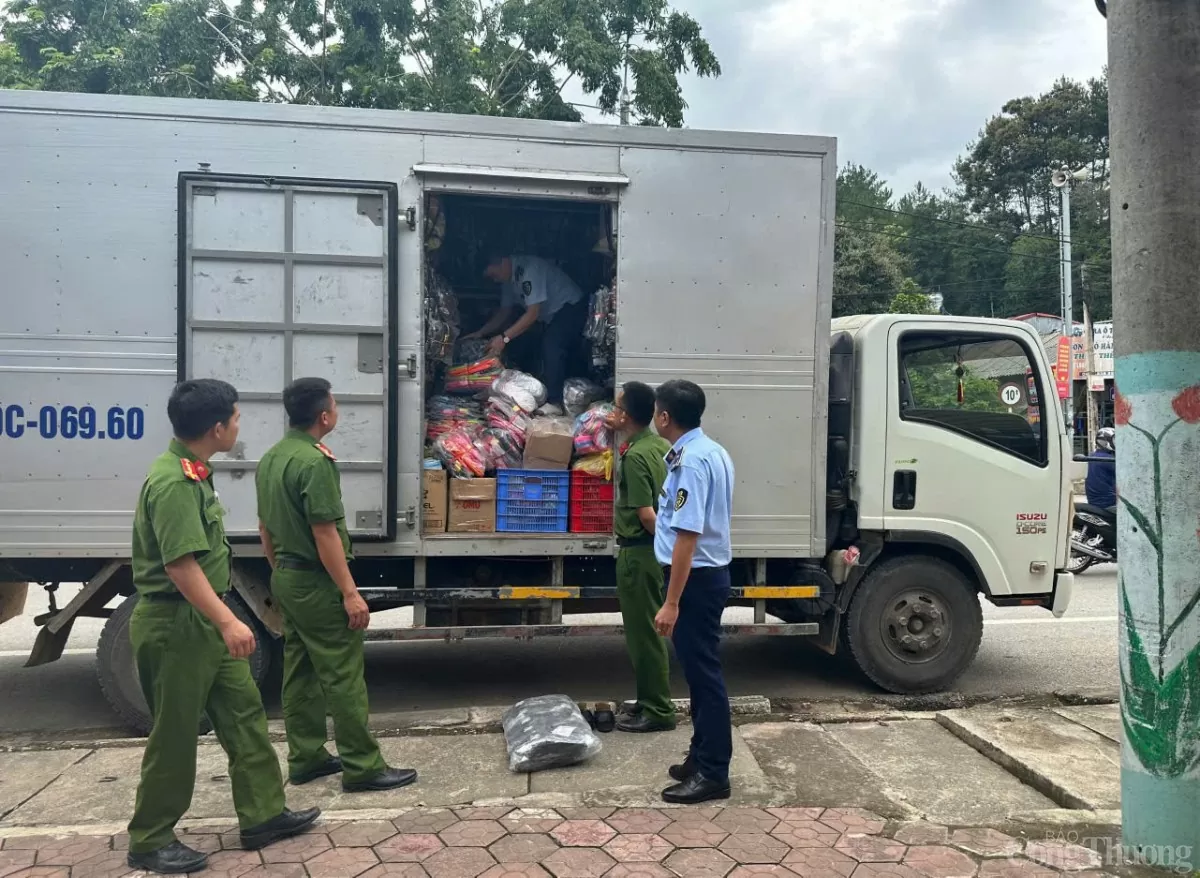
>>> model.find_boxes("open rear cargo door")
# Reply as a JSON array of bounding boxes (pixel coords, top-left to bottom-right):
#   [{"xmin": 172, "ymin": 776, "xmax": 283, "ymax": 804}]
[{"xmin": 178, "ymin": 174, "xmax": 398, "ymax": 540}]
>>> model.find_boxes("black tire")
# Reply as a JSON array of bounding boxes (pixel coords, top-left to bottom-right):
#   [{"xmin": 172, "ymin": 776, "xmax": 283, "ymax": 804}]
[
  {"xmin": 96, "ymin": 592, "xmax": 275, "ymax": 736},
  {"xmin": 844, "ymin": 556, "xmax": 983, "ymax": 695}
]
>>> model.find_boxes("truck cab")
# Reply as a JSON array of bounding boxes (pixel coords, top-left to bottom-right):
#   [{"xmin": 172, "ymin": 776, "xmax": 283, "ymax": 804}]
[{"xmin": 816, "ymin": 314, "xmax": 1074, "ymax": 693}]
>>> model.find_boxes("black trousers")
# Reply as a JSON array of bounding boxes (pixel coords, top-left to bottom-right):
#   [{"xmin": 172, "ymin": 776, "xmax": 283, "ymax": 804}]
[
  {"xmin": 665, "ymin": 565, "xmax": 732, "ymax": 784},
  {"xmin": 541, "ymin": 300, "xmax": 588, "ymax": 406}
]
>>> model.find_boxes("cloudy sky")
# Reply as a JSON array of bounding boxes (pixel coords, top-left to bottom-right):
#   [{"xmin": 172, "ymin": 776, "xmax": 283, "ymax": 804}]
[{"xmin": 584, "ymin": 0, "xmax": 1108, "ymax": 196}]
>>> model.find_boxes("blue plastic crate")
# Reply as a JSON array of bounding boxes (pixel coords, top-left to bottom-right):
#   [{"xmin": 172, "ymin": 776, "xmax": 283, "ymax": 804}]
[{"xmin": 496, "ymin": 469, "xmax": 570, "ymax": 533}]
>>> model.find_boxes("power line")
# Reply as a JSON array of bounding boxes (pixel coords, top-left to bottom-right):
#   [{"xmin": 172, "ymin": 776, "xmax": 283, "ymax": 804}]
[
  {"xmin": 839, "ymin": 199, "xmax": 1112, "ymax": 255},
  {"xmin": 836, "ymin": 221, "xmax": 1066, "ymax": 266},
  {"xmin": 840, "ymin": 200, "xmax": 1065, "ymax": 245}
]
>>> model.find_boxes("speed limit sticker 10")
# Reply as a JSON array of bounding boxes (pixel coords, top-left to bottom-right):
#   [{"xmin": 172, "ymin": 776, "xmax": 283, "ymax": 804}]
[{"xmin": 999, "ymin": 383, "xmax": 1023, "ymax": 407}]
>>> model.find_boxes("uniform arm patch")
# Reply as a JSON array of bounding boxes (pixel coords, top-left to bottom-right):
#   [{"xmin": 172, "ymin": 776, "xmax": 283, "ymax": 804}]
[{"xmin": 675, "ymin": 488, "xmax": 689, "ymax": 511}]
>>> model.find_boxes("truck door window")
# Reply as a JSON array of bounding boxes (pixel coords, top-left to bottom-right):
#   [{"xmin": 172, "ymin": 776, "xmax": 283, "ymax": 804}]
[{"xmin": 897, "ymin": 333, "xmax": 1048, "ymax": 466}]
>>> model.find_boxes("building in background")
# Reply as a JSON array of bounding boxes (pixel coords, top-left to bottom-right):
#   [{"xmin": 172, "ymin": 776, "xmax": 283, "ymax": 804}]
[{"xmin": 1010, "ymin": 313, "xmax": 1115, "ymax": 441}]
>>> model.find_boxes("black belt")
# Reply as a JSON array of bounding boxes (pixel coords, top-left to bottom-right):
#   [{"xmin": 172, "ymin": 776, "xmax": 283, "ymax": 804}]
[
  {"xmin": 275, "ymin": 557, "xmax": 320, "ymax": 571},
  {"xmin": 662, "ymin": 564, "xmax": 730, "ymax": 577},
  {"xmin": 617, "ymin": 536, "xmax": 655, "ymax": 548}
]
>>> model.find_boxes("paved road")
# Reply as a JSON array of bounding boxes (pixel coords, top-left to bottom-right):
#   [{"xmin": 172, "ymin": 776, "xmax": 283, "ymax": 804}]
[{"xmin": 0, "ymin": 567, "xmax": 1118, "ymax": 737}]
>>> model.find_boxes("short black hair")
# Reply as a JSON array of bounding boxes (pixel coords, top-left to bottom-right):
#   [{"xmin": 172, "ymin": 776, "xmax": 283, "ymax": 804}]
[
  {"xmin": 167, "ymin": 379, "xmax": 238, "ymax": 441},
  {"xmin": 655, "ymin": 379, "xmax": 706, "ymax": 431},
  {"xmin": 620, "ymin": 381, "xmax": 656, "ymax": 427},
  {"xmin": 284, "ymin": 377, "xmax": 333, "ymax": 428}
]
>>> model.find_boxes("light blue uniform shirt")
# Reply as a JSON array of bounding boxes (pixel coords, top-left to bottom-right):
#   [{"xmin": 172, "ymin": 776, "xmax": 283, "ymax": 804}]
[
  {"xmin": 654, "ymin": 428, "xmax": 735, "ymax": 568},
  {"xmin": 499, "ymin": 255, "xmax": 584, "ymax": 323}
]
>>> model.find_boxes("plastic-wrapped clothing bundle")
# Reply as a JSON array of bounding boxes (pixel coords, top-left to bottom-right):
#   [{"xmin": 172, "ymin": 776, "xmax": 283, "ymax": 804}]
[
  {"xmin": 486, "ymin": 395, "xmax": 534, "ymax": 445},
  {"xmin": 573, "ymin": 404, "xmax": 614, "ymax": 456},
  {"xmin": 434, "ymin": 428, "xmax": 487, "ymax": 478},
  {"xmin": 424, "ymin": 270, "xmax": 460, "ymax": 366},
  {"xmin": 454, "ymin": 337, "xmax": 490, "ymax": 365},
  {"xmin": 477, "ymin": 427, "xmax": 523, "ymax": 471},
  {"xmin": 491, "ymin": 370, "xmax": 547, "ymax": 414},
  {"xmin": 426, "ymin": 395, "xmax": 484, "ymax": 442},
  {"xmin": 501, "ymin": 694, "xmax": 602, "ymax": 773},
  {"xmin": 572, "ymin": 451, "xmax": 613, "ymax": 480},
  {"xmin": 562, "ymin": 378, "xmax": 606, "ymax": 417},
  {"xmin": 446, "ymin": 357, "xmax": 503, "ymax": 395},
  {"xmin": 584, "ymin": 286, "xmax": 615, "ymax": 368}
]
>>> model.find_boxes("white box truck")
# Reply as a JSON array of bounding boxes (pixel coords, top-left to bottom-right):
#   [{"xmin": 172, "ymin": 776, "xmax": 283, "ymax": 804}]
[{"xmin": 0, "ymin": 90, "xmax": 1076, "ymax": 733}]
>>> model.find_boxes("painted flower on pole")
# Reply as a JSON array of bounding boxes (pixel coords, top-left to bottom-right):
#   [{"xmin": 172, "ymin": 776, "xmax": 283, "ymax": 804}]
[{"xmin": 1118, "ymin": 382, "xmax": 1200, "ymax": 779}]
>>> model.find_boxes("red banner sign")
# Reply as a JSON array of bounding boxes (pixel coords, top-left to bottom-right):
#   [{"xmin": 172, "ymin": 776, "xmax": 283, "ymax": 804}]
[{"xmin": 1055, "ymin": 335, "xmax": 1072, "ymax": 400}]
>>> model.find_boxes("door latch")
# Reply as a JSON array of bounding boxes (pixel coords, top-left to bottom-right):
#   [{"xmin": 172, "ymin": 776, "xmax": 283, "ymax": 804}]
[
  {"xmin": 405, "ymin": 506, "xmax": 417, "ymax": 529},
  {"xmin": 406, "ymin": 354, "xmax": 418, "ymax": 378},
  {"xmin": 404, "ymin": 206, "xmax": 417, "ymax": 230}
]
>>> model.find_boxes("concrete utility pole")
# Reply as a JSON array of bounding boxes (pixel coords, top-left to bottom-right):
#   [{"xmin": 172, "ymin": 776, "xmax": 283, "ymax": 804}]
[{"xmin": 1108, "ymin": 0, "xmax": 1200, "ymax": 856}]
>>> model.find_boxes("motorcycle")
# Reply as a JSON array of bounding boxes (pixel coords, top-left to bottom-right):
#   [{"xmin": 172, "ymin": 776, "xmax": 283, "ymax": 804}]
[
  {"xmin": 1068, "ymin": 503, "xmax": 1117, "ymax": 574},
  {"xmin": 1069, "ymin": 453, "xmax": 1117, "ymax": 574}
]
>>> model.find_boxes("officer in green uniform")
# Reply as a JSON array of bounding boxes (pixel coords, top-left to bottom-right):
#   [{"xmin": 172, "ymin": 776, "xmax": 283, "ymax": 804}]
[
  {"xmin": 127, "ymin": 379, "xmax": 319, "ymax": 875},
  {"xmin": 256, "ymin": 377, "xmax": 417, "ymax": 792},
  {"xmin": 607, "ymin": 381, "xmax": 676, "ymax": 733}
]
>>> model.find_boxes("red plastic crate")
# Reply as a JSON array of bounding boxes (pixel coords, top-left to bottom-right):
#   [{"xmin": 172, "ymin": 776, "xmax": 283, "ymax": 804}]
[{"xmin": 569, "ymin": 471, "xmax": 614, "ymax": 533}]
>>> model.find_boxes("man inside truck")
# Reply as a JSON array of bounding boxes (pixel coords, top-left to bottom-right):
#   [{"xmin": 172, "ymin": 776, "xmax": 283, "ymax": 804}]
[{"xmin": 465, "ymin": 254, "xmax": 588, "ymax": 413}]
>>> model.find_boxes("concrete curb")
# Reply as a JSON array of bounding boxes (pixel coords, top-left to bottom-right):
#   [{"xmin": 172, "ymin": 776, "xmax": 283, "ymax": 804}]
[
  {"xmin": 0, "ymin": 695, "xmax": 779, "ymax": 752},
  {"xmin": 934, "ymin": 711, "xmax": 1094, "ymax": 811}
]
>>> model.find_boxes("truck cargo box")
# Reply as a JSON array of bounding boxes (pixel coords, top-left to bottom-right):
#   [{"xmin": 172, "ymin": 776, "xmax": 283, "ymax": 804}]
[{"xmin": 0, "ymin": 90, "xmax": 836, "ymax": 562}]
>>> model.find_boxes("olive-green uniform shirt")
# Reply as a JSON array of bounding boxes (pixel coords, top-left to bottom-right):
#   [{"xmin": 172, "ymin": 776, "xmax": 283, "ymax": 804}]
[
  {"xmin": 256, "ymin": 429, "xmax": 352, "ymax": 564},
  {"xmin": 131, "ymin": 439, "xmax": 231, "ymax": 597},
  {"xmin": 615, "ymin": 428, "xmax": 671, "ymax": 540}
]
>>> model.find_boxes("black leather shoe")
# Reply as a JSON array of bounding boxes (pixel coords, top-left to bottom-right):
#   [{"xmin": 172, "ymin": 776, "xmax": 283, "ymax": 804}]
[
  {"xmin": 620, "ymin": 701, "xmax": 643, "ymax": 717},
  {"xmin": 289, "ymin": 756, "xmax": 343, "ymax": 786},
  {"xmin": 668, "ymin": 753, "xmax": 696, "ymax": 782},
  {"xmin": 343, "ymin": 766, "xmax": 418, "ymax": 793},
  {"xmin": 616, "ymin": 713, "xmax": 677, "ymax": 733},
  {"xmin": 594, "ymin": 709, "xmax": 616, "ymax": 733},
  {"xmin": 127, "ymin": 841, "xmax": 208, "ymax": 874},
  {"xmin": 240, "ymin": 807, "xmax": 321, "ymax": 850},
  {"xmin": 662, "ymin": 772, "xmax": 731, "ymax": 805}
]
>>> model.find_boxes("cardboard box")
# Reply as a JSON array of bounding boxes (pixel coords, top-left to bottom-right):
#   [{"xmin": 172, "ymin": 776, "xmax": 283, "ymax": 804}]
[
  {"xmin": 449, "ymin": 478, "xmax": 497, "ymax": 533},
  {"xmin": 522, "ymin": 421, "xmax": 575, "ymax": 471},
  {"xmin": 422, "ymin": 470, "xmax": 448, "ymax": 534}
]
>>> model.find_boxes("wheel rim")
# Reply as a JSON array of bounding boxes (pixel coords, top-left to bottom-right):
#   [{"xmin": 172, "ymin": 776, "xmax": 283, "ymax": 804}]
[
  {"xmin": 879, "ymin": 589, "xmax": 952, "ymax": 664},
  {"xmin": 1068, "ymin": 526, "xmax": 1092, "ymax": 572}
]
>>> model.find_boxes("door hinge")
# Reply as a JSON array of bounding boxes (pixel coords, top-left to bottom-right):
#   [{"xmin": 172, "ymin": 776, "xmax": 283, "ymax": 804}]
[
  {"xmin": 405, "ymin": 506, "xmax": 417, "ymax": 529},
  {"xmin": 404, "ymin": 206, "xmax": 417, "ymax": 231},
  {"xmin": 406, "ymin": 353, "xmax": 418, "ymax": 378}
]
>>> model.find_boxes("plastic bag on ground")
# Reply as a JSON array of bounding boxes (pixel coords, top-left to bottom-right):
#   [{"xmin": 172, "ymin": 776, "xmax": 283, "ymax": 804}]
[
  {"xmin": 501, "ymin": 694, "xmax": 602, "ymax": 773},
  {"xmin": 562, "ymin": 378, "xmax": 606, "ymax": 417}
]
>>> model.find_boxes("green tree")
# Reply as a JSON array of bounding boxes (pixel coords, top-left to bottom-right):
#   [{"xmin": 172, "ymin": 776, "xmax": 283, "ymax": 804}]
[
  {"xmin": 888, "ymin": 279, "xmax": 935, "ymax": 315},
  {"xmin": 0, "ymin": 0, "xmax": 720, "ymax": 126},
  {"xmin": 833, "ymin": 223, "xmax": 908, "ymax": 318}
]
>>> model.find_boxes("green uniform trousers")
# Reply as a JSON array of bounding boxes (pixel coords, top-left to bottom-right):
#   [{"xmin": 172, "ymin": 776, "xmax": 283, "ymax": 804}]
[
  {"xmin": 127, "ymin": 599, "xmax": 285, "ymax": 854},
  {"xmin": 271, "ymin": 569, "xmax": 387, "ymax": 784},
  {"xmin": 616, "ymin": 544, "xmax": 676, "ymax": 723}
]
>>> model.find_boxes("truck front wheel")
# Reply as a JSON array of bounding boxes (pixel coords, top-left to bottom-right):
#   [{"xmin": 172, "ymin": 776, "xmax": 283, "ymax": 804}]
[
  {"xmin": 96, "ymin": 592, "xmax": 275, "ymax": 736},
  {"xmin": 844, "ymin": 556, "xmax": 983, "ymax": 694}
]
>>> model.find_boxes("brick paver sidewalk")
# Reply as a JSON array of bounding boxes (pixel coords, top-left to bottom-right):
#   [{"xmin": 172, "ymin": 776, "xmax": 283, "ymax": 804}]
[{"xmin": 0, "ymin": 806, "xmax": 1115, "ymax": 878}]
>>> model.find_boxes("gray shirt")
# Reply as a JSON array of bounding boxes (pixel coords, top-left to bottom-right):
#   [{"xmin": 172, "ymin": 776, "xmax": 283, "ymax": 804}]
[{"xmin": 499, "ymin": 255, "xmax": 585, "ymax": 323}]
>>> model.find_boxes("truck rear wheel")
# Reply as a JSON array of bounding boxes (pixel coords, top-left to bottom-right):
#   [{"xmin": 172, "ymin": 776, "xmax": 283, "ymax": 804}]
[
  {"xmin": 844, "ymin": 556, "xmax": 983, "ymax": 694},
  {"xmin": 96, "ymin": 593, "xmax": 275, "ymax": 736}
]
